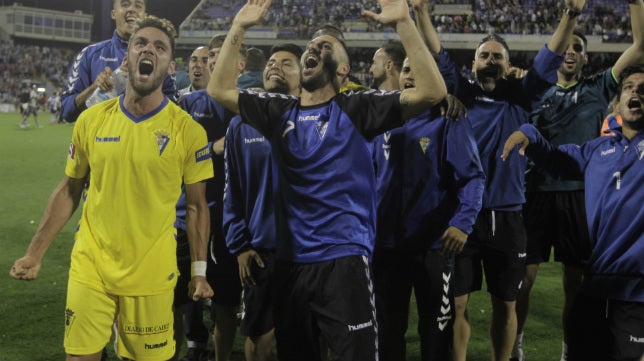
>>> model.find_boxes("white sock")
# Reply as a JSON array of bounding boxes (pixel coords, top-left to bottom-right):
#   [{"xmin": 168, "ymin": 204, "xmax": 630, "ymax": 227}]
[
  {"xmin": 512, "ymin": 332, "xmax": 524, "ymax": 356},
  {"xmin": 560, "ymin": 341, "xmax": 568, "ymax": 361}
]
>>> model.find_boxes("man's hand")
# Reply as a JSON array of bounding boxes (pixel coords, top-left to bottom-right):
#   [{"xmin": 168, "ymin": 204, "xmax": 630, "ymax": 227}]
[
  {"xmin": 93, "ymin": 67, "xmax": 116, "ymax": 93},
  {"xmin": 363, "ymin": 0, "xmax": 413, "ymax": 25},
  {"xmin": 441, "ymin": 226, "xmax": 467, "ymax": 257},
  {"xmin": 410, "ymin": 0, "xmax": 430, "ymax": 11},
  {"xmin": 501, "ymin": 130, "xmax": 530, "ymax": 161},
  {"xmin": 188, "ymin": 276, "xmax": 214, "ymax": 301},
  {"xmin": 506, "ymin": 66, "xmax": 528, "ymax": 80},
  {"xmin": 237, "ymin": 248, "xmax": 265, "ymax": 287},
  {"xmin": 232, "ymin": 0, "xmax": 273, "ymax": 30},
  {"xmin": 441, "ymin": 94, "xmax": 467, "ymax": 120},
  {"xmin": 9, "ymin": 256, "xmax": 41, "ymax": 280}
]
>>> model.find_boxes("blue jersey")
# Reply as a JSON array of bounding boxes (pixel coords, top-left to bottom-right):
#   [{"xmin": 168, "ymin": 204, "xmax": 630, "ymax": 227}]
[
  {"xmin": 521, "ymin": 124, "xmax": 644, "ymax": 303},
  {"xmin": 175, "ymin": 89, "xmax": 234, "ymax": 231},
  {"xmin": 61, "ymin": 31, "xmax": 176, "ymax": 123},
  {"xmin": 237, "ymin": 89, "xmax": 403, "ymax": 263},
  {"xmin": 373, "ymin": 108, "xmax": 485, "ymax": 250},
  {"xmin": 527, "ymin": 68, "xmax": 618, "ymax": 192},
  {"xmin": 442, "ymin": 45, "xmax": 563, "ymax": 210},
  {"xmin": 223, "ymin": 116, "xmax": 278, "ymax": 254}
]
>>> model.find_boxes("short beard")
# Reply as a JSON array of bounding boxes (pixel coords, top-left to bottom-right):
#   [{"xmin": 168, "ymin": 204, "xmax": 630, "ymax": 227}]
[
  {"xmin": 301, "ymin": 55, "xmax": 338, "ymax": 92},
  {"xmin": 370, "ymin": 74, "xmax": 385, "ymax": 90},
  {"xmin": 266, "ymin": 82, "xmax": 289, "ymax": 94},
  {"xmin": 128, "ymin": 68, "xmax": 165, "ymax": 98}
]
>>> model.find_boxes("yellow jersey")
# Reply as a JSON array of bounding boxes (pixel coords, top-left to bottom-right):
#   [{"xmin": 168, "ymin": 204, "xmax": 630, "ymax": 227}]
[{"xmin": 65, "ymin": 96, "xmax": 213, "ymax": 296}]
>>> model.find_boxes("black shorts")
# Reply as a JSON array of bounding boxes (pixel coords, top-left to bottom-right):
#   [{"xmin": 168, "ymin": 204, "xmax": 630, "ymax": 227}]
[
  {"xmin": 454, "ymin": 210, "xmax": 526, "ymax": 301},
  {"xmin": 174, "ymin": 227, "xmax": 241, "ymax": 308},
  {"xmin": 207, "ymin": 210, "xmax": 242, "ymax": 307},
  {"xmin": 240, "ymin": 251, "xmax": 275, "ymax": 338},
  {"xmin": 372, "ymin": 248, "xmax": 454, "ymax": 361},
  {"xmin": 607, "ymin": 300, "xmax": 644, "ymax": 360},
  {"xmin": 523, "ymin": 191, "xmax": 592, "ymax": 267},
  {"xmin": 273, "ymin": 255, "xmax": 378, "ymax": 361}
]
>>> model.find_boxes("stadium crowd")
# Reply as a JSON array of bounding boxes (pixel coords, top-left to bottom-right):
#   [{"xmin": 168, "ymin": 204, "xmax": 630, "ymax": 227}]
[
  {"xmin": 0, "ymin": 39, "xmax": 73, "ymax": 106},
  {"xmin": 180, "ymin": 0, "xmax": 634, "ymax": 42}
]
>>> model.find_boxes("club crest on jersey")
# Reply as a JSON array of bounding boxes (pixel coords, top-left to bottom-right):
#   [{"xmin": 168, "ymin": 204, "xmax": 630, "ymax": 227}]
[
  {"xmin": 419, "ymin": 137, "xmax": 431, "ymax": 154},
  {"xmin": 154, "ymin": 130, "xmax": 170, "ymax": 156}
]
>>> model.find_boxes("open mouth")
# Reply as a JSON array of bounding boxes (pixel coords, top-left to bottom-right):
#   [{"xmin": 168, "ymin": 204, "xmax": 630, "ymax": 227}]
[
  {"xmin": 403, "ymin": 82, "xmax": 414, "ymax": 89},
  {"xmin": 304, "ymin": 55, "xmax": 319, "ymax": 70},
  {"xmin": 628, "ymin": 98, "xmax": 642, "ymax": 111},
  {"xmin": 126, "ymin": 16, "xmax": 138, "ymax": 24},
  {"xmin": 139, "ymin": 59, "xmax": 154, "ymax": 76},
  {"xmin": 266, "ymin": 72, "xmax": 284, "ymax": 82}
]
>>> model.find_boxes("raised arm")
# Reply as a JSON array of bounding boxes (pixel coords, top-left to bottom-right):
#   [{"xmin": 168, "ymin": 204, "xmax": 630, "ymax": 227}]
[
  {"xmin": 207, "ymin": 0, "xmax": 272, "ymax": 113},
  {"xmin": 547, "ymin": 0, "xmax": 586, "ymax": 53},
  {"xmin": 9, "ymin": 175, "xmax": 86, "ymax": 280},
  {"xmin": 364, "ymin": 0, "xmax": 447, "ymax": 119},
  {"xmin": 411, "ymin": 0, "xmax": 440, "ymax": 54},
  {"xmin": 612, "ymin": 0, "xmax": 644, "ymax": 78}
]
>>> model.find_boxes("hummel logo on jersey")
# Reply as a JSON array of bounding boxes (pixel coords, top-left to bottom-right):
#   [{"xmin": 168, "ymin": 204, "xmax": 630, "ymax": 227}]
[
  {"xmin": 601, "ymin": 147, "xmax": 616, "ymax": 157},
  {"xmin": 244, "ymin": 136, "xmax": 266, "ymax": 144},
  {"xmin": 347, "ymin": 320, "xmax": 373, "ymax": 332},
  {"xmin": 145, "ymin": 340, "xmax": 168, "ymax": 350},
  {"xmin": 154, "ymin": 129, "xmax": 170, "ymax": 156},
  {"xmin": 419, "ymin": 137, "xmax": 431, "ymax": 154},
  {"xmin": 518, "ymin": 252, "xmax": 527, "ymax": 258},
  {"xmin": 99, "ymin": 56, "xmax": 118, "ymax": 62},
  {"xmin": 192, "ymin": 112, "xmax": 213, "ymax": 120},
  {"xmin": 298, "ymin": 114, "xmax": 320, "ymax": 122},
  {"xmin": 629, "ymin": 335, "xmax": 644, "ymax": 343}
]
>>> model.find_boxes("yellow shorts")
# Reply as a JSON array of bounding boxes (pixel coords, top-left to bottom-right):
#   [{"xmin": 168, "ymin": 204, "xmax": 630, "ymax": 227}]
[{"xmin": 64, "ymin": 278, "xmax": 175, "ymax": 360}]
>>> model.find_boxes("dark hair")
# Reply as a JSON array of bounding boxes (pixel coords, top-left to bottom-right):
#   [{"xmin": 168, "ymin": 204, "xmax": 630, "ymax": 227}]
[
  {"xmin": 478, "ymin": 33, "xmax": 509, "ymax": 52},
  {"xmin": 312, "ymin": 24, "xmax": 345, "ymax": 44},
  {"xmin": 380, "ymin": 40, "xmax": 406, "ymax": 72},
  {"xmin": 132, "ymin": 15, "xmax": 177, "ymax": 57},
  {"xmin": 617, "ymin": 65, "xmax": 644, "ymax": 100},
  {"xmin": 271, "ymin": 43, "xmax": 304, "ymax": 61},
  {"xmin": 209, "ymin": 33, "xmax": 246, "ymax": 58},
  {"xmin": 245, "ymin": 47, "xmax": 266, "ymax": 72},
  {"xmin": 311, "ymin": 24, "xmax": 351, "ymax": 65},
  {"xmin": 572, "ymin": 29, "xmax": 588, "ymax": 49}
]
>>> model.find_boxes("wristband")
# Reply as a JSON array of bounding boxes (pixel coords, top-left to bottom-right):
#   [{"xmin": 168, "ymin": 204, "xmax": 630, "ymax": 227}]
[
  {"xmin": 563, "ymin": 8, "xmax": 581, "ymax": 18},
  {"xmin": 191, "ymin": 261, "xmax": 207, "ymax": 278}
]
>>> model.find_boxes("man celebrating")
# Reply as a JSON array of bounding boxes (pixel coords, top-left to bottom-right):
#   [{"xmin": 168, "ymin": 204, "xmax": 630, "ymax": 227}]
[
  {"xmin": 10, "ymin": 16, "xmax": 213, "ymax": 361},
  {"xmin": 208, "ymin": 0, "xmax": 446, "ymax": 359},
  {"xmin": 502, "ymin": 64, "xmax": 644, "ymax": 361}
]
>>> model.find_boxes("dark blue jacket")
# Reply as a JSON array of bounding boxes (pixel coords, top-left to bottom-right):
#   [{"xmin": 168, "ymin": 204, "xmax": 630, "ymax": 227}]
[
  {"xmin": 373, "ymin": 108, "xmax": 485, "ymax": 250},
  {"xmin": 521, "ymin": 123, "xmax": 644, "ymax": 303},
  {"xmin": 223, "ymin": 116, "xmax": 278, "ymax": 254}
]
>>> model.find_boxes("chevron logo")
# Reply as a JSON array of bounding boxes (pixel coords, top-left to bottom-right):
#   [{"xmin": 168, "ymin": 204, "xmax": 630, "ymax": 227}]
[
  {"xmin": 438, "ymin": 320, "xmax": 448, "ymax": 331},
  {"xmin": 441, "ymin": 304, "xmax": 451, "ymax": 314}
]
